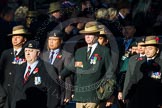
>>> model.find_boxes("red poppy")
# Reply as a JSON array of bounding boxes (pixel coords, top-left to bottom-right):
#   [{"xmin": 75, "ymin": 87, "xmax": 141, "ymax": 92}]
[
  {"xmin": 155, "ymin": 37, "xmax": 159, "ymax": 43},
  {"xmin": 16, "ymin": 57, "xmax": 19, "ymax": 60},
  {"xmin": 94, "ymin": 54, "xmax": 102, "ymax": 60},
  {"xmin": 136, "ymin": 57, "xmax": 143, "ymax": 61},
  {"xmin": 33, "ymin": 68, "xmax": 39, "ymax": 74},
  {"xmin": 56, "ymin": 54, "xmax": 62, "ymax": 59}
]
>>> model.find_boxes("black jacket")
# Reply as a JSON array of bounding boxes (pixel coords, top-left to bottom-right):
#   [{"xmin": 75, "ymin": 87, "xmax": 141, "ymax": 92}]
[{"xmin": 11, "ymin": 59, "xmax": 60, "ymax": 108}]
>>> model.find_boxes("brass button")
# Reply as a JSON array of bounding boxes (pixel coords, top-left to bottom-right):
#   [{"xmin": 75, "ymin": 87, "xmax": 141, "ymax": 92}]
[{"xmin": 9, "ymin": 72, "xmax": 12, "ymax": 75}]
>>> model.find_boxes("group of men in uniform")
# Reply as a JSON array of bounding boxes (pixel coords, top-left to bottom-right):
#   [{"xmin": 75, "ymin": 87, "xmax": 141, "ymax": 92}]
[
  {"xmin": 0, "ymin": 19, "xmax": 116, "ymax": 108},
  {"xmin": 0, "ymin": 24, "xmax": 69, "ymax": 108},
  {"xmin": 118, "ymin": 36, "xmax": 162, "ymax": 108},
  {"xmin": 0, "ymin": 15, "xmax": 162, "ymax": 108}
]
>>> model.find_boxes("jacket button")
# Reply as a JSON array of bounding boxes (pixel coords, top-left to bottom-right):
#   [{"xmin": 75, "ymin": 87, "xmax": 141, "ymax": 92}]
[{"xmin": 9, "ymin": 72, "xmax": 12, "ymax": 75}]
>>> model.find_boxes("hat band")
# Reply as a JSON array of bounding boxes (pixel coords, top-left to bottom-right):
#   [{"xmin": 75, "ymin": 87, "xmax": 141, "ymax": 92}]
[
  {"xmin": 100, "ymin": 29, "xmax": 106, "ymax": 35},
  {"xmin": 145, "ymin": 40, "xmax": 158, "ymax": 44},
  {"xmin": 12, "ymin": 29, "xmax": 27, "ymax": 34},
  {"xmin": 85, "ymin": 26, "xmax": 99, "ymax": 32}
]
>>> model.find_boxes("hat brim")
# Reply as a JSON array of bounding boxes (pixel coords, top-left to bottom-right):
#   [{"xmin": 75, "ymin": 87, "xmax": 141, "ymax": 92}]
[
  {"xmin": 8, "ymin": 33, "xmax": 31, "ymax": 37},
  {"xmin": 79, "ymin": 29, "xmax": 101, "ymax": 34},
  {"xmin": 99, "ymin": 34, "xmax": 107, "ymax": 38},
  {"xmin": 48, "ymin": 9, "xmax": 60, "ymax": 14},
  {"xmin": 140, "ymin": 43, "xmax": 162, "ymax": 46}
]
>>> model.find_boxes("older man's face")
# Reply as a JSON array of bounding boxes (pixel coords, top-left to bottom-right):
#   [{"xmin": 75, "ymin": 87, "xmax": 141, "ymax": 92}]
[
  {"xmin": 145, "ymin": 46, "xmax": 159, "ymax": 58},
  {"xmin": 85, "ymin": 34, "xmax": 98, "ymax": 45},
  {"xmin": 25, "ymin": 48, "xmax": 40, "ymax": 64}
]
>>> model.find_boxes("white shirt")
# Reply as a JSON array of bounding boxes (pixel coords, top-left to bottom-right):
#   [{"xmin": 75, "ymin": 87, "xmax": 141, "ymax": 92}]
[
  {"xmin": 87, "ymin": 43, "xmax": 98, "ymax": 59},
  {"xmin": 49, "ymin": 49, "xmax": 60, "ymax": 64},
  {"xmin": 24, "ymin": 60, "xmax": 39, "ymax": 78},
  {"xmin": 147, "ymin": 56, "xmax": 156, "ymax": 61},
  {"xmin": 14, "ymin": 48, "xmax": 22, "ymax": 56},
  {"xmin": 140, "ymin": 54, "xmax": 145, "ymax": 57}
]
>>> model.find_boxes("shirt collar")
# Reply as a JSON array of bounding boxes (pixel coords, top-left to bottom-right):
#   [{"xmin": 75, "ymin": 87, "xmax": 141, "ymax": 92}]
[
  {"xmin": 27, "ymin": 60, "xmax": 39, "ymax": 74},
  {"xmin": 87, "ymin": 43, "xmax": 98, "ymax": 58},
  {"xmin": 119, "ymin": 12, "xmax": 125, "ymax": 19},
  {"xmin": 140, "ymin": 54, "xmax": 145, "ymax": 57},
  {"xmin": 88, "ymin": 42, "xmax": 98, "ymax": 49},
  {"xmin": 14, "ymin": 48, "xmax": 22, "ymax": 55},
  {"xmin": 50, "ymin": 49, "xmax": 60, "ymax": 54},
  {"xmin": 147, "ymin": 56, "xmax": 156, "ymax": 61}
]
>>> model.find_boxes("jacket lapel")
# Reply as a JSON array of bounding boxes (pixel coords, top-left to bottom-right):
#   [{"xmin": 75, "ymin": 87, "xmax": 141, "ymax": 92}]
[
  {"xmin": 17, "ymin": 49, "xmax": 24, "ymax": 58},
  {"xmin": 42, "ymin": 51, "xmax": 50, "ymax": 63},
  {"xmin": 54, "ymin": 49, "xmax": 62, "ymax": 64},
  {"xmin": 90, "ymin": 44, "xmax": 100, "ymax": 58}
]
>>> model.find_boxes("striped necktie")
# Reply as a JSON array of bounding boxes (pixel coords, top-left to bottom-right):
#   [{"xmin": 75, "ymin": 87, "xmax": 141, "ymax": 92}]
[
  {"xmin": 24, "ymin": 66, "xmax": 31, "ymax": 83},
  {"xmin": 87, "ymin": 47, "xmax": 92, "ymax": 60}
]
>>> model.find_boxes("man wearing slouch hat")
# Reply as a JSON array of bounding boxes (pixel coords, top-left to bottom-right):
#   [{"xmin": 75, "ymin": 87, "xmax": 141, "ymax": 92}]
[
  {"xmin": 125, "ymin": 36, "xmax": 162, "ymax": 108},
  {"xmin": 61, "ymin": 21, "xmax": 115, "ymax": 108},
  {"xmin": 0, "ymin": 25, "xmax": 29, "ymax": 108}
]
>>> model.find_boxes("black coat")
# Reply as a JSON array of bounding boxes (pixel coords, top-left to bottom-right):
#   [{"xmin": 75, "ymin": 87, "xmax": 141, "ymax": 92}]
[
  {"xmin": 0, "ymin": 48, "xmax": 25, "ymax": 108},
  {"xmin": 127, "ymin": 57, "xmax": 162, "ymax": 108},
  {"xmin": 0, "ymin": 84, "xmax": 6, "ymax": 108},
  {"xmin": 11, "ymin": 59, "xmax": 60, "ymax": 108},
  {"xmin": 122, "ymin": 54, "xmax": 144, "ymax": 98}
]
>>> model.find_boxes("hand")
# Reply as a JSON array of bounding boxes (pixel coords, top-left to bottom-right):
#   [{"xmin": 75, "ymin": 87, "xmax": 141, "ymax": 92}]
[
  {"xmin": 71, "ymin": 94, "xmax": 74, "ymax": 98},
  {"xmin": 106, "ymin": 101, "xmax": 113, "ymax": 107},
  {"xmin": 75, "ymin": 61, "xmax": 83, "ymax": 68},
  {"xmin": 118, "ymin": 92, "xmax": 123, "ymax": 100},
  {"xmin": 0, "ymin": 96, "xmax": 5, "ymax": 107},
  {"xmin": 123, "ymin": 99, "xmax": 129, "ymax": 103},
  {"xmin": 105, "ymin": 96, "xmax": 115, "ymax": 107},
  {"xmin": 65, "ymin": 25, "xmax": 74, "ymax": 34},
  {"xmin": 58, "ymin": 75, "xmax": 61, "ymax": 80},
  {"xmin": 64, "ymin": 98, "xmax": 70, "ymax": 103},
  {"xmin": 77, "ymin": 22, "xmax": 85, "ymax": 30}
]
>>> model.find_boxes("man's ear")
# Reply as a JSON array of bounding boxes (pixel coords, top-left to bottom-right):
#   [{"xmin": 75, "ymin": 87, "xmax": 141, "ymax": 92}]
[
  {"xmin": 104, "ymin": 39, "xmax": 109, "ymax": 45},
  {"xmin": 61, "ymin": 40, "xmax": 63, "ymax": 44},
  {"xmin": 23, "ymin": 38, "xmax": 27, "ymax": 44},
  {"xmin": 37, "ymin": 50, "xmax": 40, "ymax": 56},
  {"xmin": 156, "ymin": 48, "xmax": 159, "ymax": 54}
]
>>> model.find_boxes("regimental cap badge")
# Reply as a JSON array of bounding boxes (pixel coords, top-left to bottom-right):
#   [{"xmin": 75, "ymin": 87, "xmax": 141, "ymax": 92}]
[
  {"xmin": 48, "ymin": 30, "xmax": 63, "ymax": 39},
  {"xmin": 25, "ymin": 40, "xmax": 40, "ymax": 49},
  {"xmin": 54, "ymin": 33, "xmax": 56, "ymax": 37},
  {"xmin": 28, "ymin": 43, "xmax": 33, "ymax": 48}
]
